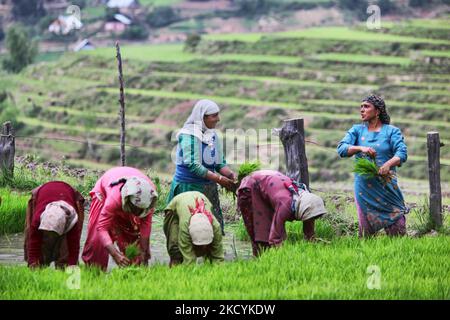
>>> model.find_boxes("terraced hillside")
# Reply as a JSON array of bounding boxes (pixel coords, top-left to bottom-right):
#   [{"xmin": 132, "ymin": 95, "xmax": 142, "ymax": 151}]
[{"xmin": 3, "ymin": 19, "xmax": 450, "ymax": 191}]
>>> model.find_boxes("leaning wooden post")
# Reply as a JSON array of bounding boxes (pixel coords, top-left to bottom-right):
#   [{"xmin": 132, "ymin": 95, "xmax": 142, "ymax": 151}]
[
  {"xmin": 0, "ymin": 121, "xmax": 15, "ymax": 180},
  {"xmin": 116, "ymin": 41, "xmax": 126, "ymax": 166},
  {"xmin": 279, "ymin": 118, "xmax": 310, "ymax": 188},
  {"xmin": 427, "ymin": 131, "xmax": 442, "ymax": 228}
]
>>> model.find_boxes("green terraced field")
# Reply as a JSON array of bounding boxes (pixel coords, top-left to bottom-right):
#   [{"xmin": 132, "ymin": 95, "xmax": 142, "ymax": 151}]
[
  {"xmin": 205, "ymin": 26, "xmax": 450, "ymax": 44},
  {"xmin": 4, "ymin": 20, "xmax": 449, "ymax": 186}
]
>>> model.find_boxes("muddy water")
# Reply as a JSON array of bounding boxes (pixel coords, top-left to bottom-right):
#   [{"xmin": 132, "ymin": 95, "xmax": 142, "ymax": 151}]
[{"xmin": 0, "ymin": 214, "xmax": 252, "ymax": 271}]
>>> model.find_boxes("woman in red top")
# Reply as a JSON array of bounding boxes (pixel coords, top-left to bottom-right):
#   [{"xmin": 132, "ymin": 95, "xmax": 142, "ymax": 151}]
[{"xmin": 24, "ymin": 181, "xmax": 85, "ymax": 268}]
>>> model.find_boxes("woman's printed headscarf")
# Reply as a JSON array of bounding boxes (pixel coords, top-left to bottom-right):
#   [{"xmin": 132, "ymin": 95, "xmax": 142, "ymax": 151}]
[
  {"xmin": 119, "ymin": 177, "xmax": 158, "ymax": 218},
  {"xmin": 293, "ymin": 191, "xmax": 327, "ymax": 221},
  {"xmin": 176, "ymin": 99, "xmax": 220, "ymax": 146},
  {"xmin": 362, "ymin": 94, "xmax": 390, "ymax": 124},
  {"xmin": 38, "ymin": 200, "xmax": 78, "ymax": 236}
]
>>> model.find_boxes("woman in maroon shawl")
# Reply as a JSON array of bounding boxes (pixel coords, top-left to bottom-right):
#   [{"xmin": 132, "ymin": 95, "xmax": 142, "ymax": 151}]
[
  {"xmin": 24, "ymin": 181, "xmax": 85, "ymax": 268},
  {"xmin": 237, "ymin": 170, "xmax": 327, "ymax": 256}
]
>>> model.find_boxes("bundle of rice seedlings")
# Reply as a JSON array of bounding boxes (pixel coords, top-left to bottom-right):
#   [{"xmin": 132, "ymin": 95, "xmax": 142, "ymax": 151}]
[
  {"xmin": 237, "ymin": 161, "xmax": 261, "ymax": 185},
  {"xmin": 125, "ymin": 242, "xmax": 140, "ymax": 261},
  {"xmin": 353, "ymin": 158, "xmax": 379, "ymax": 178},
  {"xmin": 353, "ymin": 157, "xmax": 394, "ymax": 184}
]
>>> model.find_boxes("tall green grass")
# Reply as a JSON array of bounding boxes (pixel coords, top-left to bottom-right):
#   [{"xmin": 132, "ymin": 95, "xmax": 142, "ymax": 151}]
[
  {"xmin": 1, "ymin": 236, "xmax": 449, "ymax": 299},
  {"xmin": 0, "ymin": 188, "xmax": 28, "ymax": 234}
]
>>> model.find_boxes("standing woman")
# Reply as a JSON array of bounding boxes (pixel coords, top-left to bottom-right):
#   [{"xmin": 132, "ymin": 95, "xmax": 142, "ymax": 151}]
[
  {"xmin": 337, "ymin": 95, "xmax": 408, "ymax": 237},
  {"xmin": 82, "ymin": 167, "xmax": 158, "ymax": 270},
  {"xmin": 168, "ymin": 99, "xmax": 236, "ymax": 233}
]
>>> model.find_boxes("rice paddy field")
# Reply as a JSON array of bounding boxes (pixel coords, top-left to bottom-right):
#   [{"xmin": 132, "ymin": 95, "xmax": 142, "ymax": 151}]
[
  {"xmin": 1, "ymin": 18, "xmax": 449, "ymax": 300},
  {"xmin": 1, "ymin": 236, "xmax": 449, "ymax": 299}
]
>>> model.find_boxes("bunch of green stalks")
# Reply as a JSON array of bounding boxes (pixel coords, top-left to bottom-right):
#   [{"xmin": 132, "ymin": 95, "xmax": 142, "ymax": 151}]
[
  {"xmin": 0, "ymin": 188, "xmax": 29, "ymax": 234},
  {"xmin": 125, "ymin": 242, "xmax": 140, "ymax": 261},
  {"xmin": 353, "ymin": 157, "xmax": 394, "ymax": 185},
  {"xmin": 237, "ymin": 161, "xmax": 261, "ymax": 186}
]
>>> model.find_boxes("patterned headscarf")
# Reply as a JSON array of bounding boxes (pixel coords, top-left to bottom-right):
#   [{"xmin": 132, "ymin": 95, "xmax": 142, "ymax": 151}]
[
  {"xmin": 362, "ymin": 94, "xmax": 390, "ymax": 124},
  {"xmin": 176, "ymin": 99, "xmax": 220, "ymax": 146},
  {"xmin": 120, "ymin": 177, "xmax": 158, "ymax": 218},
  {"xmin": 38, "ymin": 201, "xmax": 78, "ymax": 236},
  {"xmin": 293, "ymin": 191, "xmax": 327, "ymax": 221}
]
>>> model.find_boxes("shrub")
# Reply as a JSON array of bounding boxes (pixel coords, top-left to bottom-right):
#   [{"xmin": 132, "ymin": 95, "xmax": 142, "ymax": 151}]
[{"xmin": 146, "ymin": 6, "xmax": 180, "ymax": 28}]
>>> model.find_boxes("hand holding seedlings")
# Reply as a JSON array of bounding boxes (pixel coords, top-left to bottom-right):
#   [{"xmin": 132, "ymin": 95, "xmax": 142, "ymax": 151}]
[
  {"xmin": 113, "ymin": 250, "xmax": 131, "ymax": 267},
  {"xmin": 360, "ymin": 146, "xmax": 377, "ymax": 158}
]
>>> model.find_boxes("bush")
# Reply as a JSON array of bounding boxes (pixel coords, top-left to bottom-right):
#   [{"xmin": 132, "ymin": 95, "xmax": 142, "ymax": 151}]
[
  {"xmin": 184, "ymin": 34, "xmax": 202, "ymax": 52},
  {"xmin": 121, "ymin": 25, "xmax": 149, "ymax": 40},
  {"xmin": 2, "ymin": 25, "xmax": 38, "ymax": 73},
  {"xmin": 11, "ymin": 0, "xmax": 46, "ymax": 24},
  {"xmin": 146, "ymin": 6, "xmax": 180, "ymax": 28},
  {"xmin": 337, "ymin": 0, "xmax": 368, "ymax": 20}
]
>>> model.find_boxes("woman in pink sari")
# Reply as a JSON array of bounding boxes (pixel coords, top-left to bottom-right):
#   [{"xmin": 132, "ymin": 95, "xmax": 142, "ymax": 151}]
[{"xmin": 82, "ymin": 167, "xmax": 158, "ymax": 270}]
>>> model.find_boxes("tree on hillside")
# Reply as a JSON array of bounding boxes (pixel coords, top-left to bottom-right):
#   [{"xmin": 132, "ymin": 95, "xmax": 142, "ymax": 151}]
[
  {"xmin": 235, "ymin": 0, "xmax": 271, "ymax": 17},
  {"xmin": 0, "ymin": 92, "xmax": 19, "ymax": 128},
  {"xmin": 377, "ymin": 0, "xmax": 397, "ymax": 14},
  {"xmin": 337, "ymin": 0, "xmax": 368, "ymax": 20},
  {"xmin": 12, "ymin": 0, "xmax": 46, "ymax": 23},
  {"xmin": 2, "ymin": 25, "xmax": 38, "ymax": 73},
  {"xmin": 146, "ymin": 6, "xmax": 180, "ymax": 28}
]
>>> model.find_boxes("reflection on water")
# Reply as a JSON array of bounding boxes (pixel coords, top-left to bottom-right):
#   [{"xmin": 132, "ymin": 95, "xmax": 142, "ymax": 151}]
[{"xmin": 0, "ymin": 214, "xmax": 252, "ymax": 270}]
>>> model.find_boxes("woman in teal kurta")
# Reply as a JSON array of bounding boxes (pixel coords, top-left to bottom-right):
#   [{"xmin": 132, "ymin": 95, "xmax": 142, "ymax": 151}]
[
  {"xmin": 167, "ymin": 99, "xmax": 236, "ymax": 234},
  {"xmin": 337, "ymin": 95, "xmax": 408, "ymax": 237}
]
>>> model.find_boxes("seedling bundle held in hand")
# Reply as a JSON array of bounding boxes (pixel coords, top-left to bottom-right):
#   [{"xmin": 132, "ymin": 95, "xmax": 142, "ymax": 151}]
[
  {"xmin": 125, "ymin": 242, "xmax": 140, "ymax": 261},
  {"xmin": 353, "ymin": 157, "xmax": 395, "ymax": 185}
]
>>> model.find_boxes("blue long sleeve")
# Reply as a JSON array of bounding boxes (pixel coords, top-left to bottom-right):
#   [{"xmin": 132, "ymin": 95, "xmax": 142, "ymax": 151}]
[
  {"xmin": 390, "ymin": 126, "xmax": 408, "ymax": 165},
  {"xmin": 337, "ymin": 125, "xmax": 360, "ymax": 158}
]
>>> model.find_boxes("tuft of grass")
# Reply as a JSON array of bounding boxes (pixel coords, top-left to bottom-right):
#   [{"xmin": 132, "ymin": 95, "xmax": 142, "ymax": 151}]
[
  {"xmin": 0, "ymin": 188, "xmax": 29, "ymax": 234},
  {"xmin": 237, "ymin": 161, "xmax": 261, "ymax": 185},
  {"xmin": 353, "ymin": 157, "xmax": 379, "ymax": 178},
  {"xmin": 125, "ymin": 242, "xmax": 140, "ymax": 261}
]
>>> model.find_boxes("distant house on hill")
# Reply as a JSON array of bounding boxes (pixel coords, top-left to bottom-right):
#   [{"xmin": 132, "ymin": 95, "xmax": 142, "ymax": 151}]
[
  {"xmin": 48, "ymin": 15, "xmax": 83, "ymax": 35},
  {"xmin": 106, "ymin": 0, "xmax": 140, "ymax": 15},
  {"xmin": 104, "ymin": 13, "xmax": 132, "ymax": 33},
  {"xmin": 106, "ymin": 0, "xmax": 139, "ymax": 9},
  {"xmin": 73, "ymin": 39, "xmax": 95, "ymax": 52}
]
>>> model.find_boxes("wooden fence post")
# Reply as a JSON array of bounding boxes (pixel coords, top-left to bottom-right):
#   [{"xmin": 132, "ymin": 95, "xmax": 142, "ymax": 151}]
[
  {"xmin": 0, "ymin": 121, "xmax": 15, "ymax": 179},
  {"xmin": 427, "ymin": 131, "xmax": 442, "ymax": 228},
  {"xmin": 279, "ymin": 118, "xmax": 310, "ymax": 188},
  {"xmin": 116, "ymin": 41, "xmax": 126, "ymax": 166}
]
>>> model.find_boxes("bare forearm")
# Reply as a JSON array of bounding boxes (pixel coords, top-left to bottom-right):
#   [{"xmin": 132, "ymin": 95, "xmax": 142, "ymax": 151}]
[
  {"xmin": 219, "ymin": 166, "xmax": 236, "ymax": 180},
  {"xmin": 347, "ymin": 146, "xmax": 362, "ymax": 157},
  {"xmin": 384, "ymin": 156, "xmax": 401, "ymax": 168},
  {"xmin": 205, "ymin": 170, "xmax": 222, "ymax": 183}
]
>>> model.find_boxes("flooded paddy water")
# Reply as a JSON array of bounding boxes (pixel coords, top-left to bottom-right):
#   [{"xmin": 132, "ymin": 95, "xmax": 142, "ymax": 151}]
[{"xmin": 0, "ymin": 213, "xmax": 253, "ymax": 271}]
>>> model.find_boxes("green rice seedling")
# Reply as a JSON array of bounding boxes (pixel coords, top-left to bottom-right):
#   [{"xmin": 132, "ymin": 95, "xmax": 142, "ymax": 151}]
[
  {"xmin": 0, "ymin": 188, "xmax": 29, "ymax": 234},
  {"xmin": 353, "ymin": 157, "xmax": 394, "ymax": 185},
  {"xmin": 353, "ymin": 157, "xmax": 379, "ymax": 178},
  {"xmin": 1, "ymin": 236, "xmax": 450, "ymax": 299},
  {"xmin": 237, "ymin": 161, "xmax": 261, "ymax": 185},
  {"xmin": 125, "ymin": 242, "xmax": 140, "ymax": 261}
]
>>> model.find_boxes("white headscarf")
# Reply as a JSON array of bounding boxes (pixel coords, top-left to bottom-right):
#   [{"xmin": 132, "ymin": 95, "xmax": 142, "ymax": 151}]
[
  {"xmin": 176, "ymin": 99, "xmax": 220, "ymax": 146},
  {"xmin": 38, "ymin": 201, "xmax": 78, "ymax": 236},
  {"xmin": 189, "ymin": 213, "xmax": 214, "ymax": 246}
]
